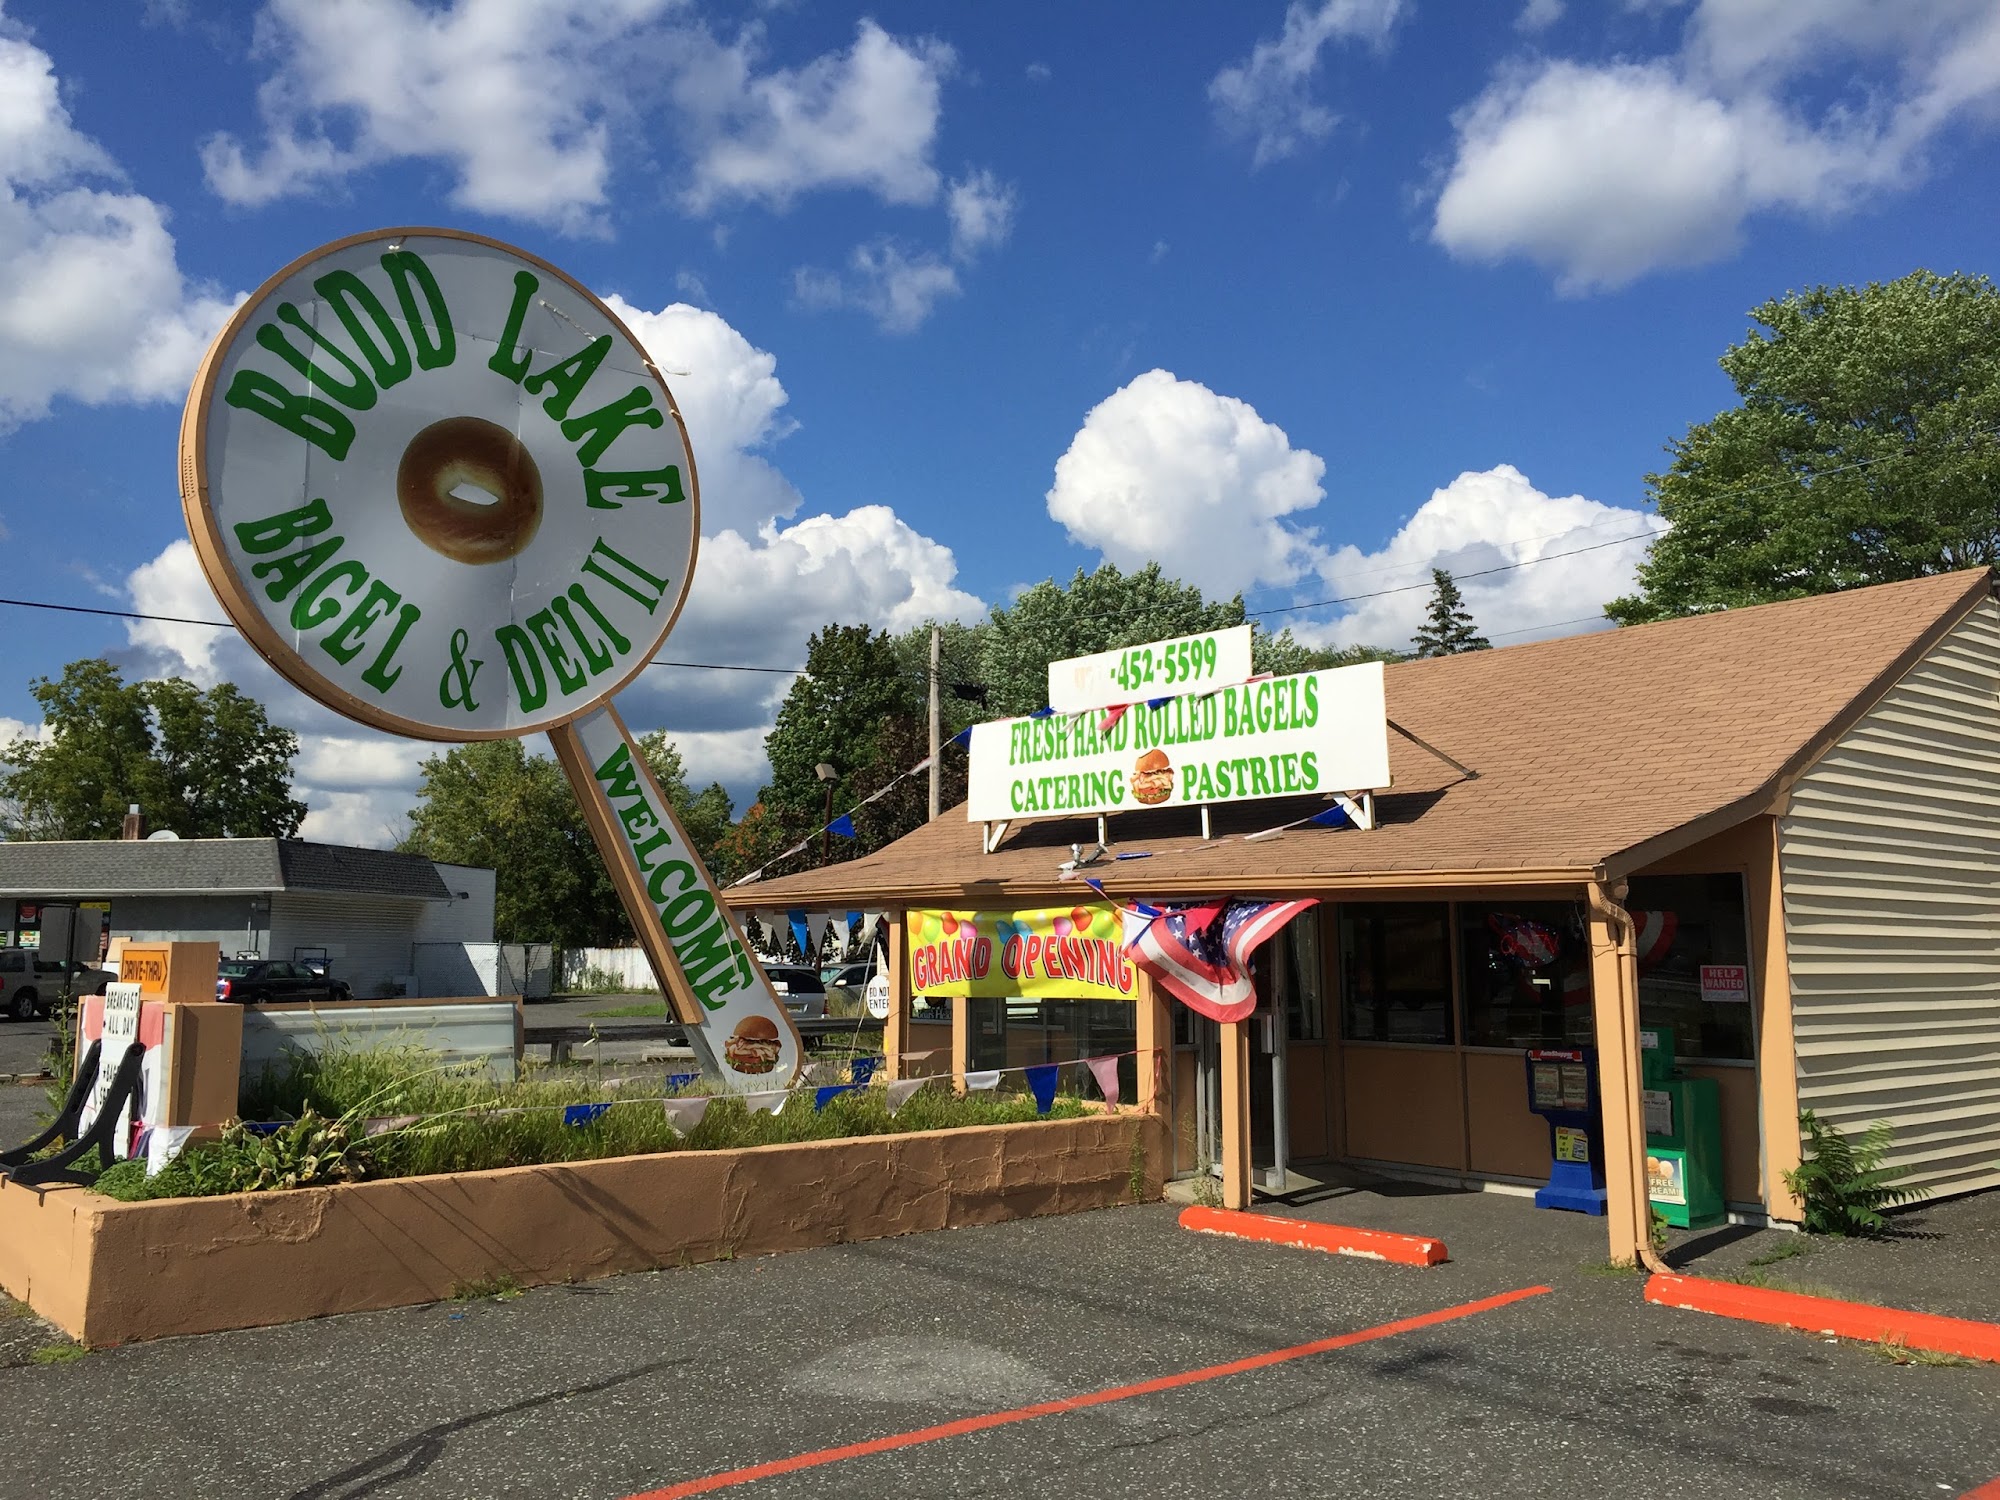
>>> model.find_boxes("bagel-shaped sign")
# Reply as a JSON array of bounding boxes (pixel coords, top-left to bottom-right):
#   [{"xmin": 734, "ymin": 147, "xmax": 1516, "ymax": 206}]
[{"xmin": 180, "ymin": 227, "xmax": 697, "ymax": 739}]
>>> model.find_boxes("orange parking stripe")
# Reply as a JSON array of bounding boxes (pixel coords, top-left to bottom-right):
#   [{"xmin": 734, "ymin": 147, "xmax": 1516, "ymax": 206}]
[
  {"xmin": 1178, "ymin": 1205, "xmax": 1448, "ymax": 1266},
  {"xmin": 622, "ymin": 1285, "xmax": 1550, "ymax": 1499},
  {"xmin": 1646, "ymin": 1274, "xmax": 2000, "ymax": 1364}
]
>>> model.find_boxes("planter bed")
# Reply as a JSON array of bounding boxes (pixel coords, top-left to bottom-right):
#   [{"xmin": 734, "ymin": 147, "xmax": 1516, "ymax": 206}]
[{"xmin": 0, "ymin": 1112, "xmax": 1165, "ymax": 1346}]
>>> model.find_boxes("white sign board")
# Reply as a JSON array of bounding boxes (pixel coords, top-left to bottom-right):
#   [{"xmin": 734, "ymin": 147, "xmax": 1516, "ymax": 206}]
[
  {"xmin": 968, "ymin": 662, "xmax": 1390, "ymax": 821},
  {"xmin": 1048, "ymin": 625, "xmax": 1253, "ymax": 716},
  {"xmin": 182, "ymin": 229, "xmax": 697, "ymax": 740},
  {"xmin": 81, "ymin": 982, "xmax": 143, "ymax": 1158},
  {"xmin": 864, "ymin": 973, "xmax": 892, "ymax": 1021}
]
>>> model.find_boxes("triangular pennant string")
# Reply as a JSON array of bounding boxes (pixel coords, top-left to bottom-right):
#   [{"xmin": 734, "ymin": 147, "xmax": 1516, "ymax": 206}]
[
  {"xmin": 743, "ymin": 1089, "xmax": 790, "ymax": 1115},
  {"xmin": 662, "ymin": 1097, "xmax": 709, "ymax": 1132},
  {"xmin": 815, "ymin": 1084, "xmax": 860, "ymax": 1111},
  {"xmin": 1024, "ymin": 1063, "xmax": 1060, "ymax": 1115},
  {"xmin": 963, "ymin": 1069, "xmax": 1001, "ymax": 1092},
  {"xmin": 1084, "ymin": 1054, "xmax": 1122, "ymax": 1108},
  {"xmin": 885, "ymin": 1078, "xmax": 925, "ymax": 1115}
]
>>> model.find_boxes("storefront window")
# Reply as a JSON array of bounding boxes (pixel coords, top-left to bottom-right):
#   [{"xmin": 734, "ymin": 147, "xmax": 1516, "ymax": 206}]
[
  {"xmin": 1626, "ymin": 874, "xmax": 1754, "ymax": 1061},
  {"xmin": 970, "ymin": 998, "xmax": 1139, "ymax": 1101},
  {"xmin": 1272, "ymin": 913, "xmax": 1326, "ymax": 1042},
  {"xmin": 1339, "ymin": 903, "xmax": 1453, "ymax": 1044},
  {"xmin": 1458, "ymin": 902, "xmax": 1593, "ymax": 1049}
]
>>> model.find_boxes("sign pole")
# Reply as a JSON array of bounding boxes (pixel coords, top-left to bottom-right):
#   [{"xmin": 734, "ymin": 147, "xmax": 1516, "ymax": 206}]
[{"xmin": 548, "ymin": 705, "xmax": 803, "ymax": 1089}]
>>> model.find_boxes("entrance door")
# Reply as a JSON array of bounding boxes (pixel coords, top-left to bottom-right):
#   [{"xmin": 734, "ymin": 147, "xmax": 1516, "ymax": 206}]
[{"xmin": 1187, "ymin": 1013, "xmax": 1288, "ymax": 1193}]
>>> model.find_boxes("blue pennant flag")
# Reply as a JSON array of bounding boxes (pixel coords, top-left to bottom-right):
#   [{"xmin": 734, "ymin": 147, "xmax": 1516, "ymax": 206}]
[
  {"xmin": 814, "ymin": 1084, "xmax": 860, "ymax": 1111},
  {"xmin": 828, "ymin": 814, "xmax": 857, "ymax": 839},
  {"xmin": 789, "ymin": 910, "xmax": 811, "ymax": 955},
  {"xmin": 1309, "ymin": 805, "xmax": 1350, "ymax": 829},
  {"xmin": 1030, "ymin": 706, "xmax": 1055, "ymax": 719},
  {"xmin": 948, "ymin": 725, "xmax": 974, "ymax": 747},
  {"xmin": 664, "ymin": 1072, "xmax": 699, "ymax": 1091},
  {"xmin": 1084, "ymin": 877, "xmax": 1107, "ymax": 897},
  {"xmin": 1025, "ymin": 1063, "xmax": 1061, "ymax": 1115},
  {"xmin": 1147, "ymin": 696, "xmax": 1172, "ymax": 710},
  {"xmin": 850, "ymin": 1056, "xmax": 877, "ymax": 1086},
  {"xmin": 563, "ymin": 1103, "xmax": 611, "ymax": 1128}
]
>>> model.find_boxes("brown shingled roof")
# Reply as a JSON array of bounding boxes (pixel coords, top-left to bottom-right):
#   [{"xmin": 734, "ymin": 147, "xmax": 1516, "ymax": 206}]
[{"xmin": 726, "ymin": 569, "xmax": 1994, "ymax": 908}]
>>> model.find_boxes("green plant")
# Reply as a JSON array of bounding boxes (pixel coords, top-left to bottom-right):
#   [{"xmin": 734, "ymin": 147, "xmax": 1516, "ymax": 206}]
[
  {"xmin": 1784, "ymin": 1110, "xmax": 1928, "ymax": 1236},
  {"xmin": 453, "ymin": 1274, "xmax": 523, "ymax": 1302},
  {"xmin": 1745, "ymin": 1237, "xmax": 1811, "ymax": 1269},
  {"xmin": 1579, "ymin": 1258, "xmax": 1642, "ymax": 1278},
  {"xmin": 1649, "ymin": 1206, "xmax": 1670, "ymax": 1254},
  {"xmin": 1127, "ymin": 1123, "xmax": 1148, "ymax": 1202},
  {"xmin": 1872, "ymin": 1336, "xmax": 1973, "ymax": 1368},
  {"xmin": 30, "ymin": 1343, "xmax": 84, "ymax": 1365}
]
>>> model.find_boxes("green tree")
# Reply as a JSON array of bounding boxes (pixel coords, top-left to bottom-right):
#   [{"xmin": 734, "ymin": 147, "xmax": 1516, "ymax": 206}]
[
  {"xmin": 1608, "ymin": 270, "xmax": 2000, "ymax": 624},
  {"xmin": 633, "ymin": 730, "xmax": 733, "ymax": 869},
  {"xmin": 1411, "ymin": 570, "xmax": 1489, "ymax": 657},
  {"xmin": 0, "ymin": 659, "xmax": 304, "ymax": 839}
]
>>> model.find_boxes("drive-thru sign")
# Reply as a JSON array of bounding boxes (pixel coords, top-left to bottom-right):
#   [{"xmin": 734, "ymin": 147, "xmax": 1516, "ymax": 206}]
[{"xmin": 180, "ymin": 227, "xmax": 800, "ymax": 1087}]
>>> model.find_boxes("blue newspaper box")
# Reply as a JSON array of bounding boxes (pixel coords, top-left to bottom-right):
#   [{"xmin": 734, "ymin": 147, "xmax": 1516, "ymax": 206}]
[{"xmin": 1525, "ymin": 1046, "xmax": 1606, "ymax": 1215}]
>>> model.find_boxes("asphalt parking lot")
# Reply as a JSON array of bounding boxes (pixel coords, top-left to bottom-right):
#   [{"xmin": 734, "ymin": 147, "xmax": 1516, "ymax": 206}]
[{"xmin": 0, "ymin": 1192, "xmax": 1993, "ymax": 1500}]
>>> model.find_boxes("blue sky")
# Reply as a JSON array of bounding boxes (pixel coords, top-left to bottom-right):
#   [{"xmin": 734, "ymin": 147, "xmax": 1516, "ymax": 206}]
[{"xmin": 1, "ymin": 0, "xmax": 1996, "ymax": 842}]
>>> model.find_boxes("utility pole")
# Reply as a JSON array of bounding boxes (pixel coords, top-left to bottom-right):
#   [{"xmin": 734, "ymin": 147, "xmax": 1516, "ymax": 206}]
[{"xmin": 927, "ymin": 623, "xmax": 941, "ymax": 822}]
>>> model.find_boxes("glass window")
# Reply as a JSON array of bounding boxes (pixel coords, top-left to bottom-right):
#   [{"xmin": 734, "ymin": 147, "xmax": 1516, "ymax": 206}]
[
  {"xmin": 970, "ymin": 997, "xmax": 1140, "ymax": 1102},
  {"xmin": 1459, "ymin": 902, "xmax": 1593, "ymax": 1049},
  {"xmin": 1627, "ymin": 874, "xmax": 1754, "ymax": 1061},
  {"xmin": 1269, "ymin": 912, "xmax": 1326, "ymax": 1042},
  {"xmin": 1339, "ymin": 903, "xmax": 1453, "ymax": 1044}
]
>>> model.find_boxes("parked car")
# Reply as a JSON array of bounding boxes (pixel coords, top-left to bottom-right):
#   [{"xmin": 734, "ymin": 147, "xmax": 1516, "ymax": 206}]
[
  {"xmin": 0, "ymin": 949, "xmax": 113, "ymax": 1020},
  {"xmin": 822, "ymin": 961, "xmax": 876, "ymax": 1017},
  {"xmin": 215, "ymin": 958, "xmax": 353, "ymax": 1005},
  {"xmin": 763, "ymin": 963, "xmax": 827, "ymax": 1020}
]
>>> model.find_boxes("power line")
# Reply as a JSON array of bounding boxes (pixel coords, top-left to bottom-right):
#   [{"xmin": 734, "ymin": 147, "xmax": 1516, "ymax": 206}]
[{"xmin": 0, "ymin": 595, "xmax": 809, "ymax": 676}]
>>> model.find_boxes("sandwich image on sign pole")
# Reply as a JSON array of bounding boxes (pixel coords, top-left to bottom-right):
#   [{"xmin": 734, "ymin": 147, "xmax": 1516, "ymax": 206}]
[
  {"xmin": 1130, "ymin": 749, "xmax": 1175, "ymax": 805},
  {"xmin": 175, "ymin": 225, "xmax": 801, "ymax": 1090}
]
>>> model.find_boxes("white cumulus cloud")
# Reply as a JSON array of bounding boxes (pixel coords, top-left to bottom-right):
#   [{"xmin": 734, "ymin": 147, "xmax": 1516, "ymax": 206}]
[
  {"xmin": 1432, "ymin": 1, "xmax": 2000, "ymax": 290},
  {"xmin": 1301, "ymin": 465, "xmax": 1658, "ymax": 650},
  {"xmin": 0, "ymin": 24, "xmax": 238, "ymax": 425},
  {"xmin": 946, "ymin": 169, "xmax": 1018, "ymax": 260},
  {"xmin": 1046, "ymin": 370, "xmax": 1328, "ymax": 598},
  {"xmin": 1208, "ymin": 0, "xmax": 1406, "ymax": 166},
  {"xmin": 790, "ymin": 241, "xmax": 960, "ymax": 334}
]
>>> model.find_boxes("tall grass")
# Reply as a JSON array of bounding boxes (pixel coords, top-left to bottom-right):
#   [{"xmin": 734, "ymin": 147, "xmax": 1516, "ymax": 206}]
[{"xmin": 94, "ymin": 1046, "xmax": 1086, "ymax": 1200}]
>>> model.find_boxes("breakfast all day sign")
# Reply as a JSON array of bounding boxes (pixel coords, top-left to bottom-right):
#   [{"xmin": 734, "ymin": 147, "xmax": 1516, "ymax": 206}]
[{"xmin": 966, "ymin": 661, "xmax": 1391, "ymax": 822}]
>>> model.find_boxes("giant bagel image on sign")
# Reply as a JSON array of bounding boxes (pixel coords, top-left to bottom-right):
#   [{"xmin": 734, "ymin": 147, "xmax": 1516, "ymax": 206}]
[{"xmin": 179, "ymin": 227, "xmax": 699, "ymax": 740}]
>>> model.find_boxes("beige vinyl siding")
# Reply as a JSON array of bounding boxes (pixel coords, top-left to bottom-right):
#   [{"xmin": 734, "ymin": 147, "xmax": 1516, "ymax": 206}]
[
  {"xmin": 265, "ymin": 892, "xmax": 428, "ymax": 1000},
  {"xmin": 1780, "ymin": 595, "xmax": 2000, "ymax": 1199}
]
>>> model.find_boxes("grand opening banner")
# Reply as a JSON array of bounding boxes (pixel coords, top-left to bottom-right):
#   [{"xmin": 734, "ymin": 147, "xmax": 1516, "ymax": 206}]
[
  {"xmin": 908, "ymin": 906, "xmax": 1138, "ymax": 1000},
  {"xmin": 966, "ymin": 662, "xmax": 1390, "ymax": 822}
]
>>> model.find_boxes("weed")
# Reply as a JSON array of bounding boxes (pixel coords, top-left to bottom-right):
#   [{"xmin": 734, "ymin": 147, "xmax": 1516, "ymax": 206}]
[
  {"xmin": 1873, "ymin": 1335, "xmax": 1974, "ymax": 1368},
  {"xmin": 30, "ymin": 1343, "xmax": 84, "ymax": 1365},
  {"xmin": 1127, "ymin": 1123, "xmax": 1148, "ymax": 1202},
  {"xmin": 452, "ymin": 1274, "xmax": 524, "ymax": 1302},
  {"xmin": 1745, "ymin": 1237, "xmax": 1811, "ymax": 1269},
  {"xmin": 582, "ymin": 1003, "xmax": 669, "ymax": 1019},
  {"xmin": 1580, "ymin": 1258, "xmax": 1643, "ymax": 1278},
  {"xmin": 1784, "ymin": 1111, "xmax": 1927, "ymax": 1236}
]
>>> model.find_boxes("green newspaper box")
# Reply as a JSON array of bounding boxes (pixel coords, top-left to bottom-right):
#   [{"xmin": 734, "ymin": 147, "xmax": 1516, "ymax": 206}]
[{"xmin": 1640, "ymin": 1026, "xmax": 1724, "ymax": 1229}]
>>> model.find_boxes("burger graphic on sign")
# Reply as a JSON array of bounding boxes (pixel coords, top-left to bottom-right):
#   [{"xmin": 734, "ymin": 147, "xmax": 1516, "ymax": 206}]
[
  {"xmin": 724, "ymin": 1016, "xmax": 782, "ymax": 1075},
  {"xmin": 1130, "ymin": 748, "xmax": 1175, "ymax": 805}
]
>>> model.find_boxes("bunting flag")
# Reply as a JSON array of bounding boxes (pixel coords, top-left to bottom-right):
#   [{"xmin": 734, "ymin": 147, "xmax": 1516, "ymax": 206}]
[
  {"xmin": 827, "ymin": 814, "xmax": 857, "ymax": 839},
  {"xmin": 664, "ymin": 1072, "xmax": 700, "ymax": 1092},
  {"xmin": 850, "ymin": 1056, "xmax": 877, "ymax": 1086},
  {"xmin": 788, "ymin": 911, "xmax": 812, "ymax": 956},
  {"xmin": 1099, "ymin": 703, "xmax": 1131, "ymax": 735},
  {"xmin": 143, "ymin": 1123, "xmax": 196, "ymax": 1177},
  {"xmin": 662, "ymin": 1097, "xmax": 709, "ymax": 1133},
  {"xmin": 563, "ymin": 1103, "xmax": 611, "ymax": 1128},
  {"xmin": 814, "ymin": 1084, "xmax": 861, "ymax": 1110},
  {"xmin": 743, "ymin": 1089, "xmax": 790, "ymax": 1115},
  {"xmin": 363, "ymin": 1113, "xmax": 423, "ymax": 1138},
  {"xmin": 885, "ymin": 1078, "xmax": 926, "ymax": 1115},
  {"xmin": 963, "ymin": 1069, "xmax": 1001, "ymax": 1092},
  {"xmin": 809, "ymin": 911, "xmax": 836, "ymax": 955},
  {"xmin": 1122, "ymin": 898, "xmax": 1319, "ymax": 1023},
  {"xmin": 1024, "ymin": 1063, "xmax": 1060, "ymax": 1115},
  {"xmin": 1084, "ymin": 1054, "xmax": 1122, "ymax": 1107}
]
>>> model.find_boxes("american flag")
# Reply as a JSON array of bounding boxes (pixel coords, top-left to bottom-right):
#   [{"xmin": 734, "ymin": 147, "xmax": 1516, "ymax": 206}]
[{"xmin": 1122, "ymin": 898, "xmax": 1319, "ymax": 1023}]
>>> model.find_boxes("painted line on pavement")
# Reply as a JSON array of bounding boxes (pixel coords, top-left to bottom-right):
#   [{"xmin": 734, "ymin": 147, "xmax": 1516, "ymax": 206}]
[
  {"xmin": 1646, "ymin": 1274, "xmax": 2000, "ymax": 1364},
  {"xmin": 1178, "ymin": 1205, "xmax": 1448, "ymax": 1266},
  {"xmin": 622, "ymin": 1284, "xmax": 1551, "ymax": 1499}
]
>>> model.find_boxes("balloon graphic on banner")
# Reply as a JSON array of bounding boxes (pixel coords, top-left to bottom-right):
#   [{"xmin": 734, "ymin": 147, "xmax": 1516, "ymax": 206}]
[{"xmin": 177, "ymin": 227, "xmax": 801, "ymax": 1089}]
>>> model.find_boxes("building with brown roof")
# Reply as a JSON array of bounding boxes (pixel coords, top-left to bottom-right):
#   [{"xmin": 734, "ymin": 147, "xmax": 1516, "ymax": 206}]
[{"xmin": 727, "ymin": 569, "xmax": 2000, "ymax": 1262}]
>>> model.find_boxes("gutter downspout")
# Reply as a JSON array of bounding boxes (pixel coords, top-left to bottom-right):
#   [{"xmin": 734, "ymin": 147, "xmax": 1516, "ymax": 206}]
[{"xmin": 1587, "ymin": 876, "xmax": 1672, "ymax": 1276}]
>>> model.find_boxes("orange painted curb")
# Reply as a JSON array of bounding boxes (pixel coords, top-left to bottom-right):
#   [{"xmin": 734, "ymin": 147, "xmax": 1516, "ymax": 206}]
[
  {"xmin": 1645, "ymin": 1273, "xmax": 2000, "ymax": 1364},
  {"xmin": 1178, "ymin": 1206, "xmax": 1448, "ymax": 1266}
]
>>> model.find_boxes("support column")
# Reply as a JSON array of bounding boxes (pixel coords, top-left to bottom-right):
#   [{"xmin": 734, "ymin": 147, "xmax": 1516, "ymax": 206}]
[
  {"xmin": 1752, "ymin": 817, "xmax": 1804, "ymax": 1219},
  {"xmin": 950, "ymin": 996, "xmax": 971, "ymax": 1094},
  {"xmin": 1219, "ymin": 1018, "xmax": 1253, "ymax": 1209},
  {"xmin": 883, "ymin": 917, "xmax": 910, "ymax": 1082},
  {"xmin": 1587, "ymin": 884, "xmax": 1648, "ymax": 1265},
  {"xmin": 1134, "ymin": 969, "xmax": 1168, "ymax": 1113}
]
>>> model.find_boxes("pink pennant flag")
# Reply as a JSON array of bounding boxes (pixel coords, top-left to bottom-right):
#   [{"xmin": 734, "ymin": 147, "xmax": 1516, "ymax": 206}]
[
  {"xmin": 885, "ymin": 1078, "xmax": 926, "ymax": 1115},
  {"xmin": 662, "ymin": 1097, "xmax": 709, "ymax": 1133},
  {"xmin": 963, "ymin": 1069, "xmax": 1001, "ymax": 1092},
  {"xmin": 743, "ymin": 1089, "xmax": 790, "ymax": 1115},
  {"xmin": 1084, "ymin": 1055, "xmax": 1121, "ymax": 1107},
  {"xmin": 1099, "ymin": 703, "xmax": 1131, "ymax": 734}
]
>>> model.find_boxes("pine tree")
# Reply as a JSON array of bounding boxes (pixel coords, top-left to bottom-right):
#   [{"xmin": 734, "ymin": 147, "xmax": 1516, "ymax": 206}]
[{"xmin": 1411, "ymin": 569, "xmax": 1490, "ymax": 657}]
